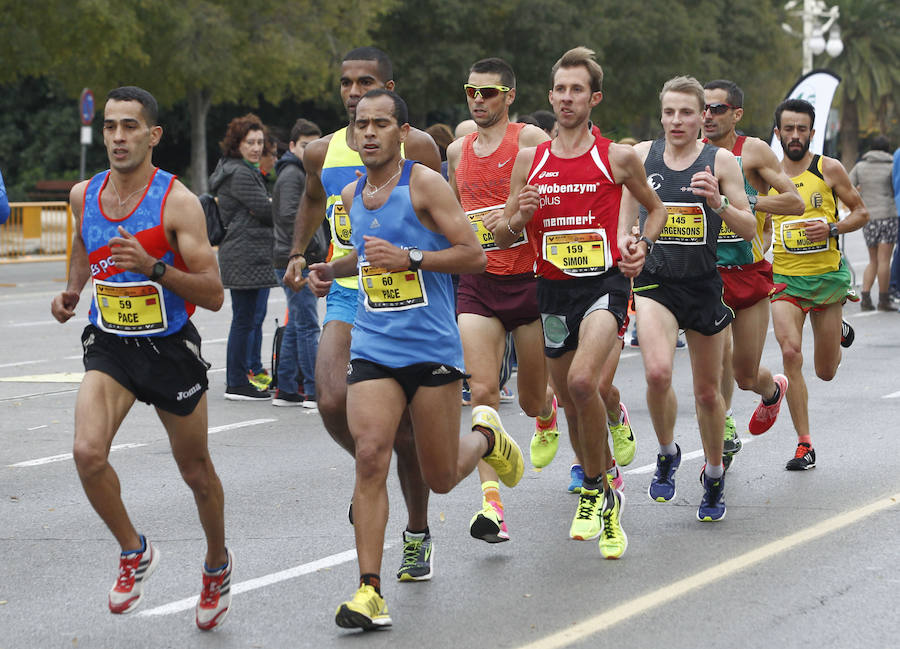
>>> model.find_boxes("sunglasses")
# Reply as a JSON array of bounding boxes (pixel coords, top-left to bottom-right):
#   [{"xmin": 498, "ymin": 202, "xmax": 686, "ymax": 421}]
[
  {"xmin": 464, "ymin": 84, "xmax": 511, "ymax": 100},
  {"xmin": 704, "ymin": 102, "xmax": 738, "ymax": 115}
]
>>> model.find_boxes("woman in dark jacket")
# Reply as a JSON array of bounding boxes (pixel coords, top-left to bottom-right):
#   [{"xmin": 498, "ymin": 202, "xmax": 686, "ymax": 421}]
[{"xmin": 209, "ymin": 113, "xmax": 277, "ymax": 399}]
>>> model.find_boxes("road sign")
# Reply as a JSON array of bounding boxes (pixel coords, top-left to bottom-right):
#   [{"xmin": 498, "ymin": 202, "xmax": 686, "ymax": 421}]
[{"xmin": 80, "ymin": 88, "xmax": 95, "ymax": 126}]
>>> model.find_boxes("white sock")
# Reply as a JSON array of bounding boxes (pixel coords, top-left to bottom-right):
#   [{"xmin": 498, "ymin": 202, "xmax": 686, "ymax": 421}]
[{"xmin": 705, "ymin": 462, "xmax": 724, "ymax": 479}]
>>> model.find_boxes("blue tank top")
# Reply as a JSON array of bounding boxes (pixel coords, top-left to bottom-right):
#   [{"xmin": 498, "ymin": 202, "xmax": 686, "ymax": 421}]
[
  {"xmin": 83, "ymin": 168, "xmax": 193, "ymax": 336},
  {"xmin": 348, "ymin": 160, "xmax": 464, "ymax": 370}
]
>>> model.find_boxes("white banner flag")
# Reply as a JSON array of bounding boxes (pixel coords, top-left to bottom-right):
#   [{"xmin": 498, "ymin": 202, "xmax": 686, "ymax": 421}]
[{"xmin": 769, "ymin": 69, "xmax": 841, "ymax": 160}]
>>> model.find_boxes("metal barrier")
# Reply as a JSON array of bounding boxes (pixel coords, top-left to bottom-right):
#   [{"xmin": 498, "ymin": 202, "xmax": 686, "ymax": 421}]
[{"xmin": 0, "ymin": 202, "xmax": 73, "ymax": 260}]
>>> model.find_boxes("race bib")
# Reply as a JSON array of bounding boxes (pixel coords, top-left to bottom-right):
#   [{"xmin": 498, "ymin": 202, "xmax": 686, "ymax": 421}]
[
  {"xmin": 93, "ymin": 279, "xmax": 167, "ymax": 335},
  {"xmin": 717, "ymin": 220, "xmax": 742, "ymax": 243},
  {"xmin": 466, "ymin": 204, "xmax": 526, "ymax": 251},
  {"xmin": 658, "ymin": 203, "xmax": 706, "ymax": 245},
  {"xmin": 331, "ymin": 200, "xmax": 353, "ymax": 249},
  {"xmin": 359, "ymin": 263, "xmax": 428, "ymax": 312},
  {"xmin": 781, "ymin": 217, "xmax": 829, "ymax": 254},
  {"xmin": 542, "ymin": 228, "xmax": 609, "ymax": 276}
]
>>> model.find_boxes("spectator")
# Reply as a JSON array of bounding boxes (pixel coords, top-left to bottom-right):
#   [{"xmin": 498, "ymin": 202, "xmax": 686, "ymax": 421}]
[
  {"xmin": 271, "ymin": 118, "xmax": 323, "ymax": 407},
  {"xmin": 532, "ymin": 109, "xmax": 557, "ymax": 137},
  {"xmin": 454, "ymin": 119, "xmax": 477, "ymax": 139},
  {"xmin": 210, "ymin": 113, "xmax": 277, "ymax": 400},
  {"xmin": 0, "ymin": 169, "xmax": 9, "ymax": 225},
  {"xmin": 891, "ymin": 146, "xmax": 900, "ymax": 303},
  {"xmin": 516, "ymin": 114, "xmax": 540, "ymax": 127},
  {"xmin": 425, "ymin": 123, "xmax": 453, "ymax": 180},
  {"xmin": 849, "ymin": 135, "xmax": 897, "ymax": 311}
]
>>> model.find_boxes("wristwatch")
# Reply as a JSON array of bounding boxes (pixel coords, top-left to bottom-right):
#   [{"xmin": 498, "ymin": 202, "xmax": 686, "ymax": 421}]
[
  {"xmin": 638, "ymin": 235, "xmax": 654, "ymax": 253},
  {"xmin": 149, "ymin": 260, "xmax": 167, "ymax": 281},
  {"xmin": 712, "ymin": 194, "xmax": 730, "ymax": 215},
  {"xmin": 829, "ymin": 223, "xmax": 840, "ymax": 239},
  {"xmin": 748, "ymin": 194, "xmax": 758, "ymax": 212},
  {"xmin": 408, "ymin": 248, "xmax": 424, "ymax": 271}
]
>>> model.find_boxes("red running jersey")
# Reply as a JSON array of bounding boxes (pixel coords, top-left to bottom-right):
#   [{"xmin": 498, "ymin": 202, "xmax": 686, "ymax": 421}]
[
  {"xmin": 456, "ymin": 122, "xmax": 534, "ymax": 275},
  {"xmin": 526, "ymin": 126, "xmax": 623, "ymax": 281}
]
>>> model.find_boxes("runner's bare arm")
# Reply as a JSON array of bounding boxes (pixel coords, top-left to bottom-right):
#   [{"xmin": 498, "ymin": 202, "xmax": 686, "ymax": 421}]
[
  {"xmin": 804, "ymin": 156, "xmax": 869, "ymax": 241},
  {"xmin": 307, "ymin": 185, "xmax": 360, "ymax": 297},
  {"xmin": 286, "ymin": 136, "xmax": 330, "ymax": 288},
  {"xmin": 108, "ymin": 182, "xmax": 224, "ymax": 311},
  {"xmin": 748, "ymin": 139, "xmax": 804, "ymax": 216},
  {"xmin": 518, "ymin": 124, "xmax": 551, "ymax": 148},
  {"xmin": 708, "ymin": 150, "xmax": 755, "ymax": 241},
  {"xmin": 446, "ymin": 138, "xmax": 463, "ymax": 201},
  {"xmin": 51, "ymin": 182, "xmax": 91, "ymax": 322},
  {"xmin": 612, "ymin": 144, "xmax": 666, "ymax": 277},
  {"xmin": 491, "ymin": 147, "xmax": 538, "ymax": 249},
  {"xmin": 406, "ymin": 128, "xmax": 442, "ymax": 174},
  {"xmin": 375, "ymin": 164, "xmax": 484, "ymax": 275}
]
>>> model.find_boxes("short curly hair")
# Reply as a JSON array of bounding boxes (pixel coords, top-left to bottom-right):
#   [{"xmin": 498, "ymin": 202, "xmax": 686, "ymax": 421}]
[{"xmin": 219, "ymin": 113, "xmax": 266, "ymax": 158}]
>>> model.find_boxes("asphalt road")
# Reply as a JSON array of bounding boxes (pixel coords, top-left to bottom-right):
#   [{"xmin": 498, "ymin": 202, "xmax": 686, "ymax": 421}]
[{"xmin": 1, "ymin": 229, "xmax": 898, "ymax": 649}]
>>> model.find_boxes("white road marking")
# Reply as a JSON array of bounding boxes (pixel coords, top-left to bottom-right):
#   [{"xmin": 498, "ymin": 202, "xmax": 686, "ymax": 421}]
[
  {"xmin": 7, "ymin": 419, "xmax": 275, "ymax": 467},
  {"xmin": 0, "ymin": 359, "xmax": 45, "ymax": 369},
  {"xmin": 6, "ymin": 318, "xmax": 87, "ymax": 328},
  {"xmin": 623, "ymin": 436, "xmax": 756, "ymax": 476},
  {"xmin": 516, "ymin": 491, "xmax": 900, "ymax": 649},
  {"xmin": 883, "ymin": 390, "xmax": 900, "ymax": 399},
  {"xmin": 137, "ymin": 545, "xmax": 386, "ymax": 618}
]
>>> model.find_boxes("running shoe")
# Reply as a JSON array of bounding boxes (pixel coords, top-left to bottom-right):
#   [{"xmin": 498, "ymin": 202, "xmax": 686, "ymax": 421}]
[
  {"xmin": 840, "ymin": 320, "xmax": 854, "ymax": 348},
  {"xmin": 698, "ymin": 472, "xmax": 726, "ymax": 522},
  {"xmin": 196, "ymin": 548, "xmax": 234, "ymax": 630},
  {"xmin": 530, "ymin": 395, "xmax": 559, "ymax": 468},
  {"xmin": 786, "ymin": 442, "xmax": 816, "ymax": 470},
  {"xmin": 499, "ymin": 385, "xmax": 515, "ymax": 403},
  {"xmin": 648, "ymin": 444, "xmax": 681, "ymax": 502},
  {"xmin": 748, "ymin": 374, "xmax": 788, "ymax": 436},
  {"xmin": 723, "ymin": 415, "xmax": 742, "ymax": 455},
  {"xmin": 469, "ymin": 499, "xmax": 509, "ymax": 543},
  {"xmin": 224, "ymin": 384, "xmax": 271, "ymax": 400},
  {"xmin": 461, "ymin": 386, "xmax": 472, "ymax": 406},
  {"xmin": 396, "ymin": 531, "xmax": 433, "ymax": 581},
  {"xmin": 599, "ymin": 489, "xmax": 627, "ymax": 559},
  {"xmin": 606, "ymin": 463, "xmax": 624, "ymax": 491},
  {"xmin": 568, "ymin": 464, "xmax": 584, "ymax": 494},
  {"xmin": 474, "ymin": 405, "xmax": 524, "ymax": 488},
  {"xmin": 609, "ymin": 402, "xmax": 636, "ymax": 466},
  {"xmin": 272, "ymin": 389, "xmax": 304, "ymax": 407},
  {"xmin": 302, "ymin": 394, "xmax": 317, "ymax": 409},
  {"xmin": 335, "ymin": 585, "xmax": 392, "ymax": 630},
  {"xmin": 569, "ymin": 488, "xmax": 603, "ymax": 540},
  {"xmin": 108, "ymin": 536, "xmax": 159, "ymax": 614},
  {"xmin": 248, "ymin": 370, "xmax": 273, "ymax": 391}
]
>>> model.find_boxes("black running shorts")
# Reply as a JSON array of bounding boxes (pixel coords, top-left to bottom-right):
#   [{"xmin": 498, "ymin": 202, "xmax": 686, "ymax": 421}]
[
  {"xmin": 633, "ymin": 270, "xmax": 733, "ymax": 336},
  {"xmin": 81, "ymin": 321, "xmax": 210, "ymax": 416},
  {"xmin": 346, "ymin": 358, "xmax": 466, "ymax": 403}
]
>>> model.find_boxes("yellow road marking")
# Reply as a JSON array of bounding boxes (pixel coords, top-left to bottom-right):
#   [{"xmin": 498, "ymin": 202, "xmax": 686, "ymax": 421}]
[{"xmin": 518, "ymin": 492, "xmax": 900, "ymax": 649}]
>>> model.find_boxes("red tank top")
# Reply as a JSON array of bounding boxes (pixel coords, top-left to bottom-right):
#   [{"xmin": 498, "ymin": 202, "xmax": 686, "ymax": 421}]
[
  {"xmin": 456, "ymin": 122, "xmax": 533, "ymax": 275},
  {"xmin": 526, "ymin": 126, "xmax": 622, "ymax": 280}
]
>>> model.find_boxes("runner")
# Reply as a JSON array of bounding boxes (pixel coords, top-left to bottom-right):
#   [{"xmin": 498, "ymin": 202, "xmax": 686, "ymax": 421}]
[
  {"xmin": 497, "ymin": 47, "xmax": 667, "ymax": 558},
  {"xmin": 308, "ymin": 89, "xmax": 523, "ymax": 630},
  {"xmin": 625, "ymin": 76, "xmax": 756, "ymax": 522},
  {"xmin": 50, "ymin": 86, "xmax": 232, "ymax": 629},
  {"xmin": 284, "ymin": 47, "xmax": 441, "ymax": 581},
  {"xmin": 702, "ymin": 79, "xmax": 805, "ymax": 464},
  {"xmin": 769, "ymin": 98, "xmax": 868, "ymax": 470},
  {"xmin": 446, "ymin": 56, "xmax": 556, "ymax": 543}
]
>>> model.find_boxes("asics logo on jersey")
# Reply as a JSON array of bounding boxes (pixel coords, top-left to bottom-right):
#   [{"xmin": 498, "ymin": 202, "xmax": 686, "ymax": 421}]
[{"xmin": 538, "ymin": 171, "xmax": 560, "ymax": 178}]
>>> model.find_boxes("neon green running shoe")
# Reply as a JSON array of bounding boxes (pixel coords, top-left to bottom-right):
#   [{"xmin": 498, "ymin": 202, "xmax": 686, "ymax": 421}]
[
  {"xmin": 530, "ymin": 395, "xmax": 559, "ymax": 468},
  {"xmin": 248, "ymin": 371, "xmax": 272, "ymax": 391},
  {"xmin": 723, "ymin": 414, "xmax": 742, "ymax": 456},
  {"xmin": 599, "ymin": 489, "xmax": 627, "ymax": 559},
  {"xmin": 609, "ymin": 402, "xmax": 636, "ymax": 466},
  {"xmin": 335, "ymin": 585, "xmax": 392, "ymax": 630},
  {"xmin": 569, "ymin": 488, "xmax": 603, "ymax": 540},
  {"xmin": 474, "ymin": 405, "xmax": 523, "ymax": 488}
]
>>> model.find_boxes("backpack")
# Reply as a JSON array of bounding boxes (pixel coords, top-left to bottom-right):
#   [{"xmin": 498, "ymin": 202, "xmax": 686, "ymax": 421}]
[{"xmin": 199, "ymin": 193, "xmax": 225, "ymax": 246}]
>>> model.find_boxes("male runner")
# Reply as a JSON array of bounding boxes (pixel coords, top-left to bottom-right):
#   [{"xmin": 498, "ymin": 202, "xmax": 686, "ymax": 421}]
[
  {"xmin": 50, "ymin": 87, "xmax": 232, "ymax": 630},
  {"xmin": 702, "ymin": 79, "xmax": 804, "ymax": 462},
  {"xmin": 447, "ymin": 57, "xmax": 557, "ymax": 543},
  {"xmin": 309, "ymin": 90, "xmax": 523, "ymax": 630},
  {"xmin": 626, "ymin": 76, "xmax": 756, "ymax": 522},
  {"xmin": 284, "ymin": 47, "xmax": 441, "ymax": 581},
  {"xmin": 497, "ymin": 47, "xmax": 667, "ymax": 559},
  {"xmin": 769, "ymin": 98, "xmax": 868, "ymax": 470}
]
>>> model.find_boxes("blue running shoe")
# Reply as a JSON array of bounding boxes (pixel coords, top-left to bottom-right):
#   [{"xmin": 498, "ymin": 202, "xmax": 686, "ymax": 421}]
[
  {"xmin": 648, "ymin": 444, "xmax": 681, "ymax": 502},
  {"xmin": 698, "ymin": 472, "xmax": 726, "ymax": 522},
  {"xmin": 568, "ymin": 464, "xmax": 584, "ymax": 494}
]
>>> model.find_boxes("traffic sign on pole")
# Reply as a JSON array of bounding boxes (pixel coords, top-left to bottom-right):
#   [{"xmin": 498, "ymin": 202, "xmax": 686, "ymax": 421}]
[{"xmin": 80, "ymin": 88, "xmax": 95, "ymax": 126}]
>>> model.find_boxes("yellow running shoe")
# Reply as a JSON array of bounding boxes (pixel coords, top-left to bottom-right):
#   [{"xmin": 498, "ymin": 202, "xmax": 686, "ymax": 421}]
[
  {"xmin": 530, "ymin": 395, "xmax": 560, "ymax": 468},
  {"xmin": 335, "ymin": 585, "xmax": 392, "ymax": 630},
  {"xmin": 248, "ymin": 371, "xmax": 272, "ymax": 391},
  {"xmin": 569, "ymin": 488, "xmax": 603, "ymax": 540},
  {"xmin": 609, "ymin": 403, "xmax": 636, "ymax": 466},
  {"xmin": 474, "ymin": 405, "xmax": 524, "ymax": 488},
  {"xmin": 599, "ymin": 489, "xmax": 627, "ymax": 559}
]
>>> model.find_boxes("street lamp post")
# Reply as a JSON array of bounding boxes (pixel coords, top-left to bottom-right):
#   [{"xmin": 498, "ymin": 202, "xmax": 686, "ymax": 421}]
[{"xmin": 782, "ymin": 0, "xmax": 844, "ymax": 74}]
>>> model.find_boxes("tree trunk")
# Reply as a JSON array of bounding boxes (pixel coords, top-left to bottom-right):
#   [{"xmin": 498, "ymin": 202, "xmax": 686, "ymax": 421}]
[
  {"xmin": 839, "ymin": 93, "xmax": 859, "ymax": 170},
  {"xmin": 188, "ymin": 87, "xmax": 212, "ymax": 194}
]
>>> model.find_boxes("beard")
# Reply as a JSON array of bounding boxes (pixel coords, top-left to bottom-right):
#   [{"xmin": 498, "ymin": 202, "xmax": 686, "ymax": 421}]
[{"xmin": 782, "ymin": 136, "xmax": 810, "ymax": 161}]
